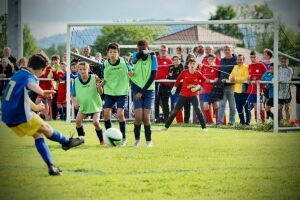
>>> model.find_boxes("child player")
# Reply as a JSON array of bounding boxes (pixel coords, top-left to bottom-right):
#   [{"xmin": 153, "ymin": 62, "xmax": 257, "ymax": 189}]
[
  {"xmin": 200, "ymin": 53, "xmax": 220, "ymax": 124},
  {"xmin": 164, "ymin": 58, "xmax": 207, "ymax": 131},
  {"xmin": 1, "ymin": 53, "xmax": 84, "ymax": 176},
  {"xmin": 72, "ymin": 61, "xmax": 105, "ymax": 145},
  {"xmin": 102, "ymin": 43, "xmax": 133, "ymax": 147},
  {"xmin": 56, "ymin": 62, "xmax": 67, "ymax": 120},
  {"xmin": 247, "ymin": 51, "xmax": 268, "ymax": 124},
  {"xmin": 130, "ymin": 40, "xmax": 158, "ymax": 147}
]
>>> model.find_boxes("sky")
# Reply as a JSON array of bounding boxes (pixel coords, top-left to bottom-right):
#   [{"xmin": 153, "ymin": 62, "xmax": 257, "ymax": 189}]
[{"xmin": 0, "ymin": 0, "xmax": 299, "ymax": 40}]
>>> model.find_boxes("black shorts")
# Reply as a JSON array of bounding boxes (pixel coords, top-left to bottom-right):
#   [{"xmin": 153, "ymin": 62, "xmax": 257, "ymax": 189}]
[
  {"xmin": 279, "ymin": 98, "xmax": 291, "ymax": 104},
  {"xmin": 266, "ymin": 98, "xmax": 273, "ymax": 107}
]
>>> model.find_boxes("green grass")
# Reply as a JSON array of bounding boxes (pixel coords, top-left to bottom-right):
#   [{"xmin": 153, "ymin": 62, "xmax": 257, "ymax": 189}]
[{"xmin": 0, "ymin": 121, "xmax": 300, "ymax": 200}]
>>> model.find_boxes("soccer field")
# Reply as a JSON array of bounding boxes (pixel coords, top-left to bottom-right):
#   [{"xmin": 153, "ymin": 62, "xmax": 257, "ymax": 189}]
[{"xmin": 0, "ymin": 121, "xmax": 299, "ymax": 200}]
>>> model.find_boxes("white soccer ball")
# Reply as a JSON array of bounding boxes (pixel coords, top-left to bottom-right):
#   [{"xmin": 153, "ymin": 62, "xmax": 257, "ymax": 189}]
[{"xmin": 103, "ymin": 128, "xmax": 122, "ymax": 147}]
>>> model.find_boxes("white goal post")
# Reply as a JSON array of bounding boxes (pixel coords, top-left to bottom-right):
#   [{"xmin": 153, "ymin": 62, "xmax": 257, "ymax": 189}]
[{"xmin": 66, "ymin": 18, "xmax": 282, "ymax": 131}]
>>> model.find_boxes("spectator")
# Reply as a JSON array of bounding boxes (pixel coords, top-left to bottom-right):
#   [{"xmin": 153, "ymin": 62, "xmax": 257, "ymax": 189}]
[
  {"xmin": 80, "ymin": 45, "xmax": 102, "ymax": 78},
  {"xmin": 292, "ymin": 73, "xmax": 300, "ymax": 126},
  {"xmin": 95, "ymin": 52, "xmax": 103, "ymax": 63},
  {"xmin": 195, "ymin": 45, "xmax": 205, "ymax": 64},
  {"xmin": 167, "ymin": 55, "xmax": 184, "ymax": 123},
  {"xmin": 217, "ymin": 45, "xmax": 237, "ymax": 126},
  {"xmin": 200, "ymin": 53, "xmax": 220, "ymax": 124},
  {"xmin": 155, "ymin": 44, "xmax": 173, "ymax": 123},
  {"xmin": 51, "ymin": 55, "xmax": 61, "ymax": 120},
  {"xmin": 70, "ymin": 62, "xmax": 79, "ymax": 118},
  {"xmin": 261, "ymin": 63, "xmax": 274, "ymax": 120},
  {"xmin": 229, "ymin": 54, "xmax": 250, "ymax": 125},
  {"xmin": 202, "ymin": 45, "xmax": 220, "ymax": 66},
  {"xmin": 16, "ymin": 57, "xmax": 28, "ymax": 72},
  {"xmin": 261, "ymin": 49, "xmax": 273, "ymax": 69},
  {"xmin": 175, "ymin": 46, "xmax": 185, "ymax": 64},
  {"xmin": 247, "ymin": 51, "xmax": 268, "ymax": 124},
  {"xmin": 71, "ymin": 48, "xmax": 80, "ymax": 63},
  {"xmin": 62, "ymin": 52, "xmax": 67, "ymax": 62},
  {"xmin": 2, "ymin": 47, "xmax": 17, "ymax": 67},
  {"xmin": 0, "ymin": 57, "xmax": 14, "ymax": 97},
  {"xmin": 278, "ymin": 57, "xmax": 293, "ymax": 123},
  {"xmin": 57, "ymin": 62, "xmax": 67, "ymax": 120}
]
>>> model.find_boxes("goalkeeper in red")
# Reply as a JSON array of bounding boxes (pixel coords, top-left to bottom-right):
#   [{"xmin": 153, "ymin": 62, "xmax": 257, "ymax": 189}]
[{"xmin": 164, "ymin": 58, "xmax": 207, "ymax": 131}]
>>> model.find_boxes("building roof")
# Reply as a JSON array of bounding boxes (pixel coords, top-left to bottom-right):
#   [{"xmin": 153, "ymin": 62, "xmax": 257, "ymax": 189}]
[{"xmin": 154, "ymin": 25, "xmax": 242, "ymax": 46}]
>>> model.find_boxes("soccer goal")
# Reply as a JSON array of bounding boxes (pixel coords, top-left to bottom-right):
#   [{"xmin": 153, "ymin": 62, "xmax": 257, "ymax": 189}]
[{"xmin": 66, "ymin": 18, "xmax": 300, "ymax": 132}]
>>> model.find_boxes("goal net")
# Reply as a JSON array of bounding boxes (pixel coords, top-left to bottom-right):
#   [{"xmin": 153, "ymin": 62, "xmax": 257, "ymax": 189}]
[{"xmin": 66, "ymin": 19, "xmax": 300, "ymax": 132}]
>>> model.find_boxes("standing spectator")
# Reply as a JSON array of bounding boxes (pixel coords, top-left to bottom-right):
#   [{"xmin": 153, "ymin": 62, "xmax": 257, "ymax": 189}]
[
  {"xmin": 229, "ymin": 54, "xmax": 250, "ymax": 125},
  {"xmin": 175, "ymin": 46, "xmax": 185, "ymax": 64},
  {"xmin": 278, "ymin": 57, "xmax": 293, "ymax": 123},
  {"xmin": 217, "ymin": 45, "xmax": 237, "ymax": 126},
  {"xmin": 81, "ymin": 46, "xmax": 102, "ymax": 79},
  {"xmin": 247, "ymin": 51, "xmax": 268, "ymax": 124},
  {"xmin": 16, "ymin": 57, "xmax": 28, "ymax": 72},
  {"xmin": 2, "ymin": 47, "xmax": 17, "ymax": 67},
  {"xmin": 130, "ymin": 40, "xmax": 158, "ymax": 147},
  {"xmin": 71, "ymin": 48, "xmax": 80, "ymax": 63},
  {"xmin": 36, "ymin": 62, "xmax": 55, "ymax": 120},
  {"xmin": 56, "ymin": 62, "xmax": 67, "ymax": 120},
  {"xmin": 95, "ymin": 52, "xmax": 103, "ymax": 63},
  {"xmin": 167, "ymin": 55, "xmax": 184, "ymax": 123},
  {"xmin": 51, "ymin": 55, "xmax": 61, "ymax": 120},
  {"xmin": 195, "ymin": 45, "xmax": 205, "ymax": 64},
  {"xmin": 70, "ymin": 62, "xmax": 79, "ymax": 118},
  {"xmin": 292, "ymin": 73, "xmax": 300, "ymax": 126},
  {"xmin": 261, "ymin": 63, "xmax": 274, "ymax": 120},
  {"xmin": 62, "ymin": 52, "xmax": 67, "ymax": 63},
  {"xmin": 202, "ymin": 45, "xmax": 220, "ymax": 66},
  {"xmin": 155, "ymin": 45, "xmax": 173, "ymax": 123},
  {"xmin": 261, "ymin": 49, "xmax": 273, "ymax": 69},
  {"xmin": 0, "ymin": 57, "xmax": 14, "ymax": 97},
  {"xmin": 200, "ymin": 53, "xmax": 220, "ymax": 124}
]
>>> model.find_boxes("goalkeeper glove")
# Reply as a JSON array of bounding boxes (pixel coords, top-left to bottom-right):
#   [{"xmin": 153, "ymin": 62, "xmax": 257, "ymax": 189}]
[
  {"xmin": 171, "ymin": 87, "xmax": 177, "ymax": 95},
  {"xmin": 191, "ymin": 85, "xmax": 201, "ymax": 92}
]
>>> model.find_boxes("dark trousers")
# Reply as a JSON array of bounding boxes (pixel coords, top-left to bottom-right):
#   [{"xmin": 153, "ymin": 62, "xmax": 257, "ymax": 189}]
[
  {"xmin": 234, "ymin": 93, "xmax": 251, "ymax": 125},
  {"xmin": 184, "ymin": 102, "xmax": 191, "ymax": 123},
  {"xmin": 52, "ymin": 92, "xmax": 58, "ymax": 120},
  {"xmin": 155, "ymin": 83, "xmax": 171, "ymax": 121},
  {"xmin": 165, "ymin": 95, "xmax": 206, "ymax": 129}
]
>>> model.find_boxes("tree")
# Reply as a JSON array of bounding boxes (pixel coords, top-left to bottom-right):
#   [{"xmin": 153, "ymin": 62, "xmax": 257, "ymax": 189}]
[
  {"xmin": 43, "ymin": 43, "xmax": 66, "ymax": 59},
  {"xmin": 0, "ymin": 14, "xmax": 8, "ymax": 56},
  {"xmin": 23, "ymin": 24, "xmax": 38, "ymax": 57},
  {"xmin": 209, "ymin": 6, "xmax": 244, "ymax": 40},
  {"xmin": 93, "ymin": 25, "xmax": 168, "ymax": 55}
]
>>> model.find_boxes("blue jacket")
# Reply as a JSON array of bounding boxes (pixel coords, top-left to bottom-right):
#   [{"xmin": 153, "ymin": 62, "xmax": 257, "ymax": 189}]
[
  {"xmin": 219, "ymin": 54, "xmax": 237, "ymax": 86},
  {"xmin": 261, "ymin": 71, "xmax": 274, "ymax": 98}
]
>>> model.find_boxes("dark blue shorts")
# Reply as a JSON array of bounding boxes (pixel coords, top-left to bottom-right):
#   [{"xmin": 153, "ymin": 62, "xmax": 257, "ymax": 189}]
[
  {"xmin": 133, "ymin": 90, "xmax": 155, "ymax": 110},
  {"xmin": 248, "ymin": 94, "xmax": 263, "ymax": 104},
  {"xmin": 103, "ymin": 95, "xmax": 128, "ymax": 109},
  {"xmin": 202, "ymin": 93, "xmax": 209, "ymax": 103}
]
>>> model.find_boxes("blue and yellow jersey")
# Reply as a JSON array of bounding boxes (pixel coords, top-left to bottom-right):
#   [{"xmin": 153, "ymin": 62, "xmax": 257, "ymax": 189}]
[{"xmin": 2, "ymin": 68, "xmax": 38, "ymax": 126}]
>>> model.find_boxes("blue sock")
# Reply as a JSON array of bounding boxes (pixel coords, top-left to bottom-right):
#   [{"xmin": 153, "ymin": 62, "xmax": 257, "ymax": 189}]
[
  {"xmin": 35, "ymin": 138, "xmax": 53, "ymax": 166},
  {"xmin": 119, "ymin": 121, "xmax": 126, "ymax": 139},
  {"xmin": 104, "ymin": 120, "xmax": 112, "ymax": 130},
  {"xmin": 48, "ymin": 130, "xmax": 69, "ymax": 144},
  {"xmin": 144, "ymin": 125, "xmax": 152, "ymax": 141},
  {"xmin": 62, "ymin": 107, "xmax": 66, "ymax": 120},
  {"xmin": 134, "ymin": 124, "xmax": 141, "ymax": 140}
]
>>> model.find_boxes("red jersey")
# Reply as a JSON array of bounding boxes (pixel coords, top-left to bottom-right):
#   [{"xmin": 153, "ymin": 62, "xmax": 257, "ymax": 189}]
[
  {"xmin": 38, "ymin": 65, "xmax": 56, "ymax": 98},
  {"xmin": 156, "ymin": 55, "xmax": 172, "ymax": 86},
  {"xmin": 57, "ymin": 70, "xmax": 66, "ymax": 104},
  {"xmin": 202, "ymin": 56, "xmax": 221, "ymax": 66},
  {"xmin": 175, "ymin": 69, "xmax": 206, "ymax": 97},
  {"xmin": 200, "ymin": 64, "xmax": 219, "ymax": 94},
  {"xmin": 247, "ymin": 62, "xmax": 268, "ymax": 94}
]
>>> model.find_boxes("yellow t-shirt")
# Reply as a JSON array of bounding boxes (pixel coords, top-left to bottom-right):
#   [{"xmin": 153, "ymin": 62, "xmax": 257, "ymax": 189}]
[{"xmin": 229, "ymin": 64, "xmax": 248, "ymax": 93}]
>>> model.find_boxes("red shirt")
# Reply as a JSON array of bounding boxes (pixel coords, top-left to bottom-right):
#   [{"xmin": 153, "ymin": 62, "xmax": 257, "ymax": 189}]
[
  {"xmin": 200, "ymin": 64, "xmax": 219, "ymax": 93},
  {"xmin": 202, "ymin": 56, "xmax": 221, "ymax": 66},
  {"xmin": 175, "ymin": 69, "xmax": 206, "ymax": 97},
  {"xmin": 57, "ymin": 70, "xmax": 66, "ymax": 104},
  {"xmin": 247, "ymin": 62, "xmax": 268, "ymax": 94},
  {"xmin": 156, "ymin": 55, "xmax": 172, "ymax": 86},
  {"xmin": 38, "ymin": 65, "xmax": 56, "ymax": 98}
]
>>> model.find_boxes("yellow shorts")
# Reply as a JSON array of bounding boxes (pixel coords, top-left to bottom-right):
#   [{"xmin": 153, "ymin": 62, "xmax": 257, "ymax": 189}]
[{"xmin": 10, "ymin": 113, "xmax": 45, "ymax": 137}]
